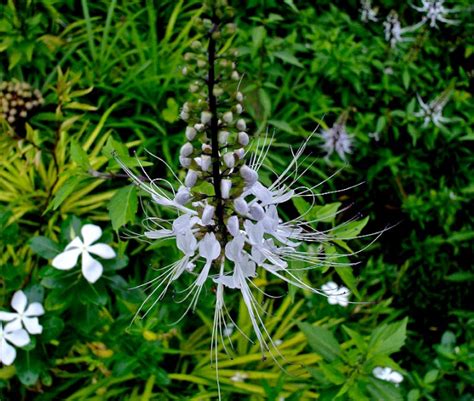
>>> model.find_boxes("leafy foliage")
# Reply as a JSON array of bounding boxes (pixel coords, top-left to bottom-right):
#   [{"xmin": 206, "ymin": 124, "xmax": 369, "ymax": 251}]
[{"xmin": 0, "ymin": 0, "xmax": 472, "ymax": 400}]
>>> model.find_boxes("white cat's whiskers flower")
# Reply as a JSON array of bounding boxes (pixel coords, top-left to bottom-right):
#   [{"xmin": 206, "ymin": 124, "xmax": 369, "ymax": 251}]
[
  {"xmin": 414, "ymin": 89, "xmax": 452, "ymax": 127},
  {"xmin": 360, "ymin": 0, "xmax": 379, "ymax": 23},
  {"xmin": 413, "ymin": 0, "xmax": 459, "ymax": 27},
  {"xmin": 383, "ymin": 11, "xmax": 425, "ymax": 48}
]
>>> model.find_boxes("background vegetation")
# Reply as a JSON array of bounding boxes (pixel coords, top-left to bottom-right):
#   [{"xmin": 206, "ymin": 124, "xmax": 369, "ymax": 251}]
[{"xmin": 0, "ymin": 0, "xmax": 472, "ymax": 400}]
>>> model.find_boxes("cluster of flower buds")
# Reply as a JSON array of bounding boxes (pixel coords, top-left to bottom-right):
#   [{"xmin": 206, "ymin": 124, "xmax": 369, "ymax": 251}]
[
  {"xmin": 320, "ymin": 111, "xmax": 353, "ymax": 160},
  {"xmin": 0, "ymin": 81, "xmax": 44, "ymax": 126}
]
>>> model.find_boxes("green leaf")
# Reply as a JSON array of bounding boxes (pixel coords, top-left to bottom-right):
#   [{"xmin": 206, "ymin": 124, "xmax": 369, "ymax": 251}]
[
  {"xmin": 108, "ymin": 185, "xmax": 138, "ymax": 230},
  {"xmin": 367, "ymin": 377, "xmax": 403, "ymax": 401},
  {"xmin": 424, "ymin": 369, "xmax": 438, "ymax": 384},
  {"xmin": 368, "ymin": 317, "xmax": 408, "ymax": 356},
  {"xmin": 15, "ymin": 353, "xmax": 43, "ymax": 386},
  {"xmin": 342, "ymin": 325, "xmax": 367, "ymax": 352},
  {"xmin": 161, "ymin": 97, "xmax": 179, "ymax": 123},
  {"xmin": 70, "ymin": 140, "xmax": 91, "ymax": 170},
  {"xmin": 332, "ymin": 217, "xmax": 369, "ymax": 240},
  {"xmin": 29, "ymin": 237, "xmax": 61, "ymax": 259},
  {"xmin": 313, "ymin": 202, "xmax": 342, "ymax": 223},
  {"xmin": 193, "ymin": 181, "xmax": 215, "ymax": 197},
  {"xmin": 298, "ymin": 322, "xmax": 341, "ymax": 362},
  {"xmin": 48, "ymin": 174, "xmax": 83, "ymax": 212},
  {"xmin": 273, "ymin": 50, "xmax": 303, "ymax": 67},
  {"xmin": 335, "ymin": 265, "xmax": 360, "ymax": 298}
]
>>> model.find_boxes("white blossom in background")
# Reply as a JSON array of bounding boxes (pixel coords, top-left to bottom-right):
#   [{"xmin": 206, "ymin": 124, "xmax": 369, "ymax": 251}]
[
  {"xmin": 321, "ymin": 281, "xmax": 350, "ymax": 307},
  {"xmin": 230, "ymin": 372, "xmax": 248, "ymax": 382},
  {"xmin": 383, "ymin": 12, "xmax": 424, "ymax": 48},
  {"xmin": 0, "ymin": 290, "xmax": 44, "ymax": 334},
  {"xmin": 373, "ymin": 366, "xmax": 404, "ymax": 385},
  {"xmin": 368, "ymin": 132, "xmax": 381, "ymax": 141},
  {"xmin": 320, "ymin": 113, "xmax": 353, "ymax": 160},
  {"xmin": 0, "ymin": 323, "xmax": 30, "ymax": 365},
  {"xmin": 360, "ymin": 0, "xmax": 378, "ymax": 23},
  {"xmin": 52, "ymin": 224, "xmax": 116, "ymax": 283},
  {"xmin": 414, "ymin": 90, "xmax": 452, "ymax": 127},
  {"xmin": 413, "ymin": 0, "xmax": 459, "ymax": 27}
]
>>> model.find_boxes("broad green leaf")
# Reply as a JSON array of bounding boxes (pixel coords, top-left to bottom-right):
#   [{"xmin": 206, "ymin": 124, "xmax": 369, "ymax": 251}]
[
  {"xmin": 366, "ymin": 377, "xmax": 403, "ymax": 401},
  {"xmin": 29, "ymin": 237, "xmax": 61, "ymax": 259},
  {"xmin": 368, "ymin": 317, "xmax": 408, "ymax": 356},
  {"xmin": 298, "ymin": 322, "xmax": 341, "ymax": 362},
  {"xmin": 332, "ymin": 217, "xmax": 369, "ymax": 240},
  {"xmin": 108, "ymin": 185, "xmax": 138, "ymax": 230}
]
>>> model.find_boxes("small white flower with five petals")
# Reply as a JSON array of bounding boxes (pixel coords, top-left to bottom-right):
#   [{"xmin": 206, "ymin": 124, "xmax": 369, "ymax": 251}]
[
  {"xmin": 52, "ymin": 224, "xmax": 116, "ymax": 283},
  {"xmin": 0, "ymin": 290, "xmax": 44, "ymax": 335}
]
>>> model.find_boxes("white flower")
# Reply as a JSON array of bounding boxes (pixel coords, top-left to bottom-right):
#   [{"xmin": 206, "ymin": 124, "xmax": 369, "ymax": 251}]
[
  {"xmin": 230, "ymin": 372, "xmax": 248, "ymax": 382},
  {"xmin": 413, "ymin": 0, "xmax": 459, "ymax": 28},
  {"xmin": 321, "ymin": 281, "xmax": 350, "ymax": 307},
  {"xmin": 0, "ymin": 323, "xmax": 30, "ymax": 365},
  {"xmin": 360, "ymin": 0, "xmax": 378, "ymax": 22},
  {"xmin": 373, "ymin": 366, "xmax": 404, "ymax": 385},
  {"xmin": 321, "ymin": 123, "xmax": 353, "ymax": 160},
  {"xmin": 52, "ymin": 224, "xmax": 116, "ymax": 283},
  {"xmin": 0, "ymin": 291, "xmax": 44, "ymax": 334},
  {"xmin": 383, "ymin": 12, "xmax": 424, "ymax": 48},
  {"xmin": 414, "ymin": 91, "xmax": 452, "ymax": 127}
]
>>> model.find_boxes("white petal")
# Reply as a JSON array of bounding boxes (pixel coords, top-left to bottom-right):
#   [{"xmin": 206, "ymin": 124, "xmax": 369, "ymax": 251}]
[
  {"xmin": 81, "ymin": 252, "xmax": 103, "ymax": 283},
  {"xmin": 23, "ymin": 317, "xmax": 43, "ymax": 335},
  {"xmin": 214, "ymin": 274, "xmax": 239, "ymax": 289},
  {"xmin": 0, "ymin": 338, "xmax": 16, "ymax": 365},
  {"xmin": 25, "ymin": 303, "xmax": 44, "ymax": 317},
  {"xmin": 11, "ymin": 291, "xmax": 27, "ymax": 313},
  {"xmin": 65, "ymin": 236, "xmax": 83, "ymax": 251},
  {"xmin": 177, "ymin": 231, "xmax": 197, "ymax": 256},
  {"xmin": 5, "ymin": 328, "xmax": 30, "ymax": 347},
  {"xmin": 201, "ymin": 205, "xmax": 215, "ymax": 226},
  {"xmin": 81, "ymin": 224, "xmax": 102, "ymax": 246},
  {"xmin": 227, "ymin": 215, "xmax": 240, "ymax": 237},
  {"xmin": 4, "ymin": 318, "xmax": 22, "ymax": 332},
  {"xmin": 88, "ymin": 243, "xmax": 116, "ymax": 259},
  {"xmin": 225, "ymin": 235, "xmax": 245, "ymax": 262},
  {"xmin": 198, "ymin": 233, "xmax": 221, "ymax": 262},
  {"xmin": 321, "ymin": 281, "xmax": 338, "ymax": 293},
  {"xmin": 0, "ymin": 312, "xmax": 17, "ymax": 322},
  {"xmin": 389, "ymin": 371, "xmax": 403, "ymax": 384},
  {"xmin": 52, "ymin": 248, "xmax": 82, "ymax": 270}
]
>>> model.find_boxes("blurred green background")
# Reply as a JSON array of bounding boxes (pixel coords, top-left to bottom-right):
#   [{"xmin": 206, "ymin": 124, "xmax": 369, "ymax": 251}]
[{"xmin": 0, "ymin": 0, "xmax": 473, "ymax": 400}]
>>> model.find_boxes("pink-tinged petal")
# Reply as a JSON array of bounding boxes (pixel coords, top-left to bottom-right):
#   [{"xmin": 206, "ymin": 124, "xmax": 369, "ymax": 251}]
[
  {"xmin": 81, "ymin": 252, "xmax": 103, "ymax": 283},
  {"xmin": 23, "ymin": 317, "xmax": 43, "ymax": 335},
  {"xmin": 65, "ymin": 236, "xmax": 83, "ymax": 251},
  {"xmin": 87, "ymin": 244, "xmax": 116, "ymax": 259},
  {"xmin": 0, "ymin": 312, "xmax": 17, "ymax": 322},
  {"xmin": 52, "ymin": 249, "xmax": 82, "ymax": 270},
  {"xmin": 11, "ymin": 291, "xmax": 27, "ymax": 313},
  {"xmin": 81, "ymin": 224, "xmax": 102, "ymax": 246},
  {"xmin": 4, "ymin": 318, "xmax": 22, "ymax": 332},
  {"xmin": 24, "ymin": 303, "xmax": 44, "ymax": 317},
  {"xmin": 5, "ymin": 328, "xmax": 30, "ymax": 347},
  {"xmin": 0, "ymin": 338, "xmax": 16, "ymax": 365}
]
